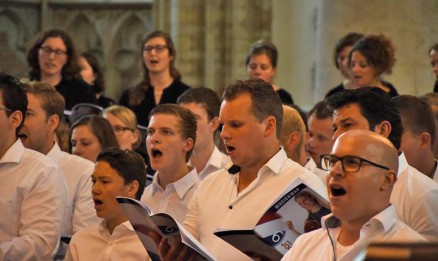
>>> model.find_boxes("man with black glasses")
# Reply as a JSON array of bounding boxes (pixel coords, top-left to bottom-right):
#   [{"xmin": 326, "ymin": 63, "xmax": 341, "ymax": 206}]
[
  {"xmin": 326, "ymin": 87, "xmax": 438, "ymax": 241},
  {"xmin": 282, "ymin": 130, "xmax": 425, "ymax": 261}
]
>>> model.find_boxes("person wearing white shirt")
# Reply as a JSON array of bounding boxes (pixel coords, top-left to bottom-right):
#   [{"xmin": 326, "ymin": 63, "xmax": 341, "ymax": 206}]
[
  {"xmin": 66, "ymin": 148, "xmax": 149, "ymax": 261},
  {"xmin": 280, "ymin": 105, "xmax": 308, "ymax": 167},
  {"xmin": 141, "ymin": 104, "xmax": 199, "ymax": 223},
  {"xmin": 327, "ymin": 87, "xmax": 438, "ymax": 241},
  {"xmin": 305, "ymin": 100, "xmax": 335, "ymax": 169},
  {"xmin": 155, "ymin": 80, "xmax": 327, "ymax": 260},
  {"xmin": 282, "ymin": 130, "xmax": 426, "ymax": 261},
  {"xmin": 394, "ymin": 95, "xmax": 438, "ymax": 182},
  {"xmin": 20, "ymin": 81, "xmax": 98, "ymax": 235},
  {"xmin": 0, "ymin": 73, "xmax": 67, "ymax": 260},
  {"xmin": 178, "ymin": 87, "xmax": 230, "ymax": 180}
]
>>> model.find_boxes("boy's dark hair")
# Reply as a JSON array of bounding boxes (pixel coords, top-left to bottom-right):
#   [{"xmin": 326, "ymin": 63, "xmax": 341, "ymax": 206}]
[
  {"xmin": 96, "ymin": 148, "xmax": 147, "ymax": 200},
  {"xmin": 177, "ymin": 87, "xmax": 221, "ymax": 121},
  {"xmin": 326, "ymin": 87, "xmax": 402, "ymax": 150},
  {"xmin": 149, "ymin": 104, "xmax": 197, "ymax": 161},
  {"xmin": 393, "ymin": 95, "xmax": 435, "ymax": 148},
  {"xmin": 0, "ymin": 72, "xmax": 28, "ymax": 136},
  {"xmin": 223, "ymin": 79, "xmax": 283, "ymax": 138}
]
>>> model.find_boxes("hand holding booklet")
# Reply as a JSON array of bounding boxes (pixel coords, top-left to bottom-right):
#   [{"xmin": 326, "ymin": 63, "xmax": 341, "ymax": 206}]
[
  {"xmin": 116, "ymin": 197, "xmax": 215, "ymax": 261},
  {"xmin": 214, "ymin": 177, "xmax": 330, "ymax": 261}
]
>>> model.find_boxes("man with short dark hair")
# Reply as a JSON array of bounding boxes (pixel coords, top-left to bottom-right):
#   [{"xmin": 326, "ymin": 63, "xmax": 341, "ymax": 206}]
[
  {"xmin": 0, "ymin": 73, "xmax": 66, "ymax": 260},
  {"xmin": 326, "ymin": 87, "xmax": 438, "ymax": 241},
  {"xmin": 394, "ymin": 95, "xmax": 438, "ymax": 182},
  {"xmin": 66, "ymin": 148, "xmax": 149, "ymax": 260},
  {"xmin": 141, "ymin": 104, "xmax": 199, "ymax": 223},
  {"xmin": 167, "ymin": 80, "xmax": 327, "ymax": 260},
  {"xmin": 20, "ymin": 81, "xmax": 98, "ymax": 236},
  {"xmin": 178, "ymin": 87, "xmax": 230, "ymax": 179}
]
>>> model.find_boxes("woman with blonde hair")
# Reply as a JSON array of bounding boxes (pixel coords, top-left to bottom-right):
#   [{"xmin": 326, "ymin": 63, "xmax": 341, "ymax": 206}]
[{"xmin": 102, "ymin": 105, "xmax": 141, "ymax": 151}]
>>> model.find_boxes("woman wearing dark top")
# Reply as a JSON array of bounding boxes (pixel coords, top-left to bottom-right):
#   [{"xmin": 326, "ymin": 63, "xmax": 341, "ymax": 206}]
[
  {"xmin": 429, "ymin": 43, "xmax": 438, "ymax": 93},
  {"xmin": 325, "ymin": 32, "xmax": 364, "ymax": 98},
  {"xmin": 79, "ymin": 52, "xmax": 116, "ymax": 108},
  {"xmin": 27, "ymin": 29, "xmax": 96, "ymax": 110},
  {"xmin": 246, "ymin": 40, "xmax": 294, "ymax": 105},
  {"xmin": 347, "ymin": 34, "xmax": 399, "ymax": 97},
  {"xmin": 119, "ymin": 30, "xmax": 190, "ymax": 126}
]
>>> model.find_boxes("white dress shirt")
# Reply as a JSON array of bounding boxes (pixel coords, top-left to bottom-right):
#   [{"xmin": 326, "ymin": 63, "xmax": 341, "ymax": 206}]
[
  {"xmin": 281, "ymin": 205, "xmax": 426, "ymax": 261},
  {"xmin": 390, "ymin": 152, "xmax": 438, "ymax": 241},
  {"xmin": 66, "ymin": 220, "xmax": 150, "ymax": 261},
  {"xmin": 184, "ymin": 148, "xmax": 327, "ymax": 261},
  {"xmin": 304, "ymin": 157, "xmax": 327, "ymax": 185},
  {"xmin": 47, "ymin": 143, "xmax": 99, "ymax": 235},
  {"xmin": 0, "ymin": 139, "xmax": 67, "ymax": 260},
  {"xmin": 141, "ymin": 167, "xmax": 199, "ymax": 223},
  {"xmin": 196, "ymin": 146, "xmax": 231, "ymax": 180}
]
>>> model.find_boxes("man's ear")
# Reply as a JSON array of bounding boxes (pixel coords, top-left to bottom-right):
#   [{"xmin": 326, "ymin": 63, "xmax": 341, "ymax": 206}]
[
  {"xmin": 263, "ymin": 116, "xmax": 276, "ymax": 138},
  {"xmin": 419, "ymin": 132, "xmax": 432, "ymax": 149},
  {"xmin": 374, "ymin": 121, "xmax": 392, "ymax": 138},
  {"xmin": 127, "ymin": 180, "xmax": 139, "ymax": 198},
  {"xmin": 210, "ymin": 116, "xmax": 220, "ymax": 132},
  {"xmin": 381, "ymin": 170, "xmax": 397, "ymax": 191},
  {"xmin": 182, "ymin": 138, "xmax": 194, "ymax": 153},
  {"xmin": 285, "ymin": 131, "xmax": 301, "ymax": 150},
  {"xmin": 47, "ymin": 114, "xmax": 60, "ymax": 133},
  {"xmin": 9, "ymin": 111, "xmax": 23, "ymax": 130}
]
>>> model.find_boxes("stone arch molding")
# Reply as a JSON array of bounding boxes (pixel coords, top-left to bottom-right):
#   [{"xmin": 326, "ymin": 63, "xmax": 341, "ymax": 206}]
[
  {"xmin": 66, "ymin": 12, "xmax": 103, "ymax": 62},
  {"xmin": 109, "ymin": 13, "xmax": 150, "ymax": 90},
  {"xmin": 0, "ymin": 8, "xmax": 30, "ymax": 56}
]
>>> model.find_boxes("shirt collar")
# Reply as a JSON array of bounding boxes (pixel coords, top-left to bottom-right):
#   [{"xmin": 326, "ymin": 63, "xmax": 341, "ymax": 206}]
[
  {"xmin": 0, "ymin": 139, "xmax": 25, "ymax": 164},
  {"xmin": 152, "ymin": 167, "xmax": 199, "ymax": 199},
  {"xmin": 47, "ymin": 143, "xmax": 62, "ymax": 162},
  {"xmin": 225, "ymin": 147, "xmax": 287, "ymax": 176},
  {"xmin": 208, "ymin": 146, "xmax": 226, "ymax": 169},
  {"xmin": 322, "ymin": 205, "xmax": 397, "ymax": 233},
  {"xmin": 397, "ymin": 152, "xmax": 409, "ymax": 177}
]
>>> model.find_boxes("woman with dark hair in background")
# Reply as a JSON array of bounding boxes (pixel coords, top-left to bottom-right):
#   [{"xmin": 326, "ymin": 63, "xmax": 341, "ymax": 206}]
[
  {"xmin": 79, "ymin": 52, "xmax": 116, "ymax": 108},
  {"xmin": 246, "ymin": 40, "xmax": 294, "ymax": 105},
  {"xmin": 429, "ymin": 43, "xmax": 438, "ymax": 92},
  {"xmin": 69, "ymin": 115, "xmax": 119, "ymax": 162},
  {"xmin": 27, "ymin": 29, "xmax": 96, "ymax": 110},
  {"xmin": 348, "ymin": 34, "xmax": 399, "ymax": 97},
  {"xmin": 119, "ymin": 30, "xmax": 190, "ymax": 126},
  {"xmin": 325, "ymin": 32, "xmax": 364, "ymax": 98}
]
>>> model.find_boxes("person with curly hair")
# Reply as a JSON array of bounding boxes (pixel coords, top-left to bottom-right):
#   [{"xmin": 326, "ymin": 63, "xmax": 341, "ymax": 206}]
[{"xmin": 348, "ymin": 34, "xmax": 399, "ymax": 97}]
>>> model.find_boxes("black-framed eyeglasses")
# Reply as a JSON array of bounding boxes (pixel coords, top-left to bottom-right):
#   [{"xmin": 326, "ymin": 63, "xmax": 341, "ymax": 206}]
[
  {"xmin": 113, "ymin": 125, "xmax": 134, "ymax": 136},
  {"xmin": 143, "ymin": 45, "xmax": 168, "ymax": 53},
  {"xmin": 320, "ymin": 154, "xmax": 390, "ymax": 173},
  {"xmin": 39, "ymin": 46, "xmax": 67, "ymax": 56}
]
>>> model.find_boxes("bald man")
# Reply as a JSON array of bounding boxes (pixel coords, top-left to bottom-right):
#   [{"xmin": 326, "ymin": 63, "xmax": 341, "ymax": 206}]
[
  {"xmin": 280, "ymin": 105, "xmax": 307, "ymax": 166},
  {"xmin": 282, "ymin": 130, "xmax": 425, "ymax": 261}
]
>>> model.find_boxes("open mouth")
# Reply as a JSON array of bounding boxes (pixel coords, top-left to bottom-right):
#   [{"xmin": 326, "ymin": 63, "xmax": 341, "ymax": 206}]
[
  {"xmin": 330, "ymin": 185, "xmax": 346, "ymax": 197},
  {"xmin": 226, "ymin": 145, "xmax": 236, "ymax": 153},
  {"xmin": 151, "ymin": 148, "xmax": 163, "ymax": 158},
  {"xmin": 150, "ymin": 59, "xmax": 158, "ymax": 64},
  {"xmin": 18, "ymin": 133, "xmax": 27, "ymax": 139},
  {"xmin": 93, "ymin": 199, "xmax": 103, "ymax": 206}
]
